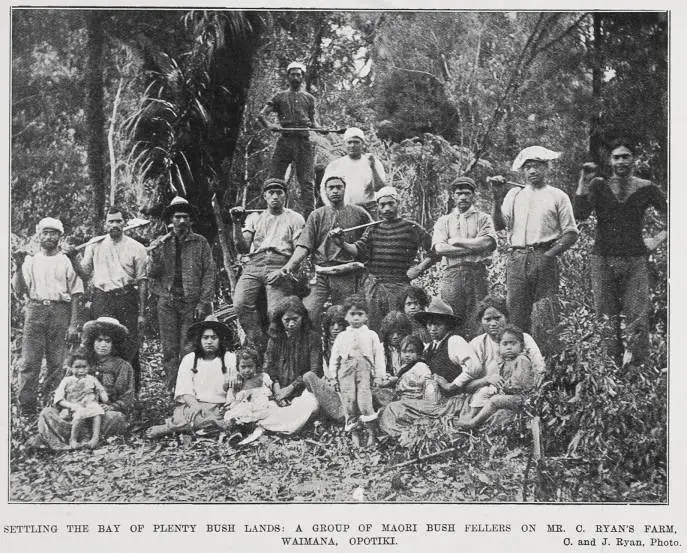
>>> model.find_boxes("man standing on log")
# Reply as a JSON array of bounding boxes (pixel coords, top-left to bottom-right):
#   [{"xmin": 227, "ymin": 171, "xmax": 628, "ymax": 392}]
[
  {"xmin": 230, "ymin": 178, "xmax": 306, "ymax": 347},
  {"xmin": 259, "ymin": 61, "xmax": 321, "ymax": 219},
  {"xmin": 574, "ymin": 138, "xmax": 667, "ymax": 366},
  {"xmin": 320, "ymin": 127, "xmax": 386, "ymax": 215},
  {"xmin": 148, "ymin": 197, "xmax": 216, "ymax": 392},
  {"xmin": 63, "ymin": 206, "xmax": 148, "ymax": 392},
  {"xmin": 12, "ymin": 217, "xmax": 83, "ymax": 416},
  {"xmin": 281, "ymin": 175, "xmax": 371, "ymax": 328},
  {"xmin": 492, "ymin": 146, "xmax": 578, "ymax": 355},
  {"xmin": 331, "ymin": 186, "xmax": 434, "ymax": 331},
  {"xmin": 433, "ymin": 176, "xmax": 497, "ymax": 339}
]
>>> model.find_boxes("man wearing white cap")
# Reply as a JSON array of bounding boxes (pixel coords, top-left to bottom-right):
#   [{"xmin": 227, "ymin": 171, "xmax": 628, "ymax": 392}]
[
  {"xmin": 331, "ymin": 186, "xmax": 434, "ymax": 330},
  {"xmin": 11, "ymin": 217, "xmax": 84, "ymax": 416},
  {"xmin": 320, "ymin": 127, "xmax": 386, "ymax": 214},
  {"xmin": 492, "ymin": 146, "xmax": 578, "ymax": 354},
  {"xmin": 259, "ymin": 61, "xmax": 321, "ymax": 219}
]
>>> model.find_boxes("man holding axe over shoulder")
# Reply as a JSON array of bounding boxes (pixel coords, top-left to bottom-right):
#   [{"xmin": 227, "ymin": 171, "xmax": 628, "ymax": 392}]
[
  {"xmin": 63, "ymin": 206, "xmax": 149, "ymax": 392},
  {"xmin": 280, "ymin": 175, "xmax": 372, "ymax": 328}
]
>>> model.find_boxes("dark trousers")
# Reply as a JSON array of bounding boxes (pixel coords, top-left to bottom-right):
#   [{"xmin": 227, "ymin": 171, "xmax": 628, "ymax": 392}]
[
  {"xmin": 91, "ymin": 287, "xmax": 141, "ymax": 392},
  {"xmin": 362, "ymin": 275, "xmax": 408, "ymax": 333},
  {"xmin": 303, "ymin": 272, "xmax": 361, "ymax": 331},
  {"xmin": 18, "ymin": 301, "xmax": 71, "ymax": 413},
  {"xmin": 269, "ymin": 135, "xmax": 315, "ymax": 218},
  {"xmin": 157, "ymin": 296, "xmax": 197, "ymax": 392},
  {"xmin": 591, "ymin": 254, "xmax": 650, "ymax": 364},
  {"xmin": 440, "ymin": 264, "xmax": 488, "ymax": 339},
  {"xmin": 506, "ymin": 248, "xmax": 560, "ymax": 356}
]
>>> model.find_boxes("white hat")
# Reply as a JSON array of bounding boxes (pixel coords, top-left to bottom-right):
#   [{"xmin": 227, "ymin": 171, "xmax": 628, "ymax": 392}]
[
  {"xmin": 511, "ymin": 146, "xmax": 561, "ymax": 171},
  {"xmin": 286, "ymin": 61, "xmax": 306, "ymax": 73},
  {"xmin": 36, "ymin": 217, "xmax": 64, "ymax": 235},
  {"xmin": 343, "ymin": 127, "xmax": 366, "ymax": 143},
  {"xmin": 374, "ymin": 186, "xmax": 399, "ymax": 202}
]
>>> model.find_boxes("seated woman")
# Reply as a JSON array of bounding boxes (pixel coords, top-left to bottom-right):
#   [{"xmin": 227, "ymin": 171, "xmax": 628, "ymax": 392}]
[
  {"xmin": 397, "ymin": 285, "xmax": 431, "ymax": 343},
  {"xmin": 458, "ymin": 295, "xmax": 544, "ymax": 427},
  {"xmin": 252, "ymin": 296, "xmax": 322, "ymax": 436},
  {"xmin": 34, "ymin": 317, "xmax": 134, "ymax": 451},
  {"xmin": 146, "ymin": 316, "xmax": 237, "ymax": 439},
  {"xmin": 379, "ymin": 297, "xmax": 480, "ymax": 438}
]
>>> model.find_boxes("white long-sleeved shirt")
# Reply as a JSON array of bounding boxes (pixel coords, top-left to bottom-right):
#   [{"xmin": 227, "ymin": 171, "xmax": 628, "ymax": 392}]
[{"xmin": 326, "ymin": 325, "xmax": 387, "ymax": 380}]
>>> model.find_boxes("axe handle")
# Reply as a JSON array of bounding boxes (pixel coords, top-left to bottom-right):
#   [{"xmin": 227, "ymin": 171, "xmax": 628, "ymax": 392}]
[
  {"xmin": 340, "ymin": 220, "xmax": 383, "ymax": 233},
  {"xmin": 75, "ymin": 220, "xmax": 151, "ymax": 251}
]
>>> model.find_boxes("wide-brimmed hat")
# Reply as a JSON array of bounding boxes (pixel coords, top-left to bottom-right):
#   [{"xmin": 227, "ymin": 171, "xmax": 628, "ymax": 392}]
[
  {"xmin": 162, "ymin": 196, "xmax": 198, "ymax": 221},
  {"xmin": 187, "ymin": 315, "xmax": 233, "ymax": 342},
  {"xmin": 414, "ymin": 296, "xmax": 462, "ymax": 328},
  {"xmin": 511, "ymin": 146, "xmax": 561, "ymax": 171},
  {"xmin": 82, "ymin": 317, "xmax": 129, "ymax": 346}
]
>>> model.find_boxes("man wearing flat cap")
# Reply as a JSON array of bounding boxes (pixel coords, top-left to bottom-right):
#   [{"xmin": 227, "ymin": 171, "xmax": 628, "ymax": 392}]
[
  {"xmin": 230, "ymin": 178, "xmax": 306, "ymax": 347},
  {"xmin": 148, "ymin": 196, "xmax": 216, "ymax": 392},
  {"xmin": 332, "ymin": 186, "xmax": 434, "ymax": 331},
  {"xmin": 320, "ymin": 127, "xmax": 386, "ymax": 215},
  {"xmin": 11, "ymin": 217, "xmax": 84, "ymax": 416},
  {"xmin": 492, "ymin": 146, "xmax": 578, "ymax": 355},
  {"xmin": 433, "ymin": 176, "xmax": 497, "ymax": 339},
  {"xmin": 259, "ymin": 61, "xmax": 321, "ymax": 219}
]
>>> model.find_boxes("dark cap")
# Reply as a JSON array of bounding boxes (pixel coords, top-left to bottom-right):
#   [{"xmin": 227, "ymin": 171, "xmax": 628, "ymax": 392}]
[
  {"xmin": 449, "ymin": 176, "xmax": 476, "ymax": 192},
  {"xmin": 262, "ymin": 178, "xmax": 288, "ymax": 192}
]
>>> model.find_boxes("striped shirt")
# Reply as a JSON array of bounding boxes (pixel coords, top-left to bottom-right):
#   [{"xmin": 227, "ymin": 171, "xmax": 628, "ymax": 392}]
[{"xmin": 354, "ymin": 218, "xmax": 432, "ymax": 283}]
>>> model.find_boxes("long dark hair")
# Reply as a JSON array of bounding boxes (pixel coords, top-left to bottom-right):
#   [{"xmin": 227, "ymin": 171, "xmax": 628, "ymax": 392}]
[
  {"xmin": 191, "ymin": 327, "xmax": 229, "ymax": 374},
  {"xmin": 476, "ymin": 294, "xmax": 509, "ymax": 322},
  {"xmin": 83, "ymin": 329, "xmax": 125, "ymax": 365},
  {"xmin": 268, "ymin": 295, "xmax": 312, "ymax": 339}
]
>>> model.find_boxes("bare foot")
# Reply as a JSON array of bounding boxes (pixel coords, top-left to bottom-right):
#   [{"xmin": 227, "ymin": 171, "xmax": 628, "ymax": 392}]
[
  {"xmin": 69, "ymin": 440, "xmax": 83, "ymax": 450},
  {"xmin": 350, "ymin": 430, "xmax": 362, "ymax": 449},
  {"xmin": 454, "ymin": 420, "xmax": 472, "ymax": 429},
  {"xmin": 145, "ymin": 425, "xmax": 169, "ymax": 439},
  {"xmin": 86, "ymin": 439, "xmax": 100, "ymax": 450}
]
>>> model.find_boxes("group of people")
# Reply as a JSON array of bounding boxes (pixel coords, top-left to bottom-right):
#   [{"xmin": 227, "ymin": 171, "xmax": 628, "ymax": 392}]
[{"xmin": 12, "ymin": 61, "xmax": 666, "ymax": 453}]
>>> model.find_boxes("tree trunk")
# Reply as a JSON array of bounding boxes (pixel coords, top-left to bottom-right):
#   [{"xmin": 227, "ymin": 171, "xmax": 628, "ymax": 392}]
[
  {"xmin": 85, "ymin": 11, "xmax": 106, "ymax": 222},
  {"xmin": 589, "ymin": 13, "xmax": 603, "ymax": 163}
]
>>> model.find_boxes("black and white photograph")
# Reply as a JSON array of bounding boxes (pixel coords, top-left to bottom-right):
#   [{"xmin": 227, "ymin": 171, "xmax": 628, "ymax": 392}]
[{"xmin": 3, "ymin": 4, "xmax": 679, "ymax": 551}]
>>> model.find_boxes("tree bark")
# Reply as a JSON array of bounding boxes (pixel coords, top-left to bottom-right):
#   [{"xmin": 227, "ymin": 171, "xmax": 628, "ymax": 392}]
[
  {"xmin": 589, "ymin": 13, "xmax": 603, "ymax": 163},
  {"xmin": 86, "ymin": 12, "xmax": 106, "ymax": 222}
]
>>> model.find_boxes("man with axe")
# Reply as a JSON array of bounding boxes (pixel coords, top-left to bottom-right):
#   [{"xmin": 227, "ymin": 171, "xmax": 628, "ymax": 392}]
[
  {"xmin": 280, "ymin": 175, "xmax": 372, "ymax": 328},
  {"xmin": 259, "ymin": 61, "xmax": 325, "ymax": 219},
  {"xmin": 11, "ymin": 217, "xmax": 84, "ymax": 417},
  {"xmin": 63, "ymin": 206, "xmax": 149, "ymax": 392}
]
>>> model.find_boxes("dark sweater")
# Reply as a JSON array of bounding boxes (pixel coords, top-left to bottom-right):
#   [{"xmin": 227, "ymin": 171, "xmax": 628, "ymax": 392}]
[
  {"xmin": 574, "ymin": 176, "xmax": 666, "ymax": 256},
  {"xmin": 264, "ymin": 329, "xmax": 323, "ymax": 387},
  {"xmin": 354, "ymin": 218, "xmax": 432, "ymax": 282}
]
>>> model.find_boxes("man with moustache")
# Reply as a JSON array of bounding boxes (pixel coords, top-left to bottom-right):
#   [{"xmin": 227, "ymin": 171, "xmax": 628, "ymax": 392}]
[
  {"xmin": 433, "ymin": 176, "xmax": 497, "ymax": 339},
  {"xmin": 259, "ymin": 61, "xmax": 322, "ymax": 219},
  {"xmin": 148, "ymin": 197, "xmax": 216, "ymax": 392},
  {"xmin": 64, "ymin": 206, "xmax": 148, "ymax": 392},
  {"xmin": 281, "ymin": 175, "xmax": 372, "ymax": 328},
  {"xmin": 492, "ymin": 146, "xmax": 578, "ymax": 354},
  {"xmin": 11, "ymin": 217, "xmax": 84, "ymax": 416},
  {"xmin": 574, "ymin": 138, "xmax": 667, "ymax": 365},
  {"xmin": 230, "ymin": 178, "xmax": 306, "ymax": 347}
]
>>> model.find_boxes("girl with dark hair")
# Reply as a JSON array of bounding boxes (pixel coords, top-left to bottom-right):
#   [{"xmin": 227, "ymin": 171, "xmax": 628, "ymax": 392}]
[
  {"xmin": 32, "ymin": 317, "xmax": 134, "ymax": 451},
  {"xmin": 146, "ymin": 316, "xmax": 237, "ymax": 439},
  {"xmin": 379, "ymin": 310, "xmax": 413, "ymax": 376},
  {"xmin": 398, "ymin": 285, "xmax": 431, "ymax": 343}
]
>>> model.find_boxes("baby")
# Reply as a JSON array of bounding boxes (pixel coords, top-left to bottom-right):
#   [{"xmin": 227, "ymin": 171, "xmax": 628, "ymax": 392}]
[
  {"xmin": 54, "ymin": 348, "xmax": 109, "ymax": 449},
  {"xmin": 460, "ymin": 325, "xmax": 536, "ymax": 428}
]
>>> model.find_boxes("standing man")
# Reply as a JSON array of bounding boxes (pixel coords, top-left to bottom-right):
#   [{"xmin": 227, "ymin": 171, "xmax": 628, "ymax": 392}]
[
  {"xmin": 11, "ymin": 217, "xmax": 83, "ymax": 416},
  {"xmin": 148, "ymin": 197, "xmax": 216, "ymax": 392},
  {"xmin": 259, "ymin": 61, "xmax": 320, "ymax": 219},
  {"xmin": 433, "ymin": 176, "xmax": 497, "ymax": 339},
  {"xmin": 332, "ymin": 186, "xmax": 434, "ymax": 331},
  {"xmin": 574, "ymin": 139, "xmax": 667, "ymax": 366},
  {"xmin": 63, "ymin": 206, "xmax": 148, "ymax": 392},
  {"xmin": 281, "ymin": 175, "xmax": 372, "ymax": 328},
  {"xmin": 320, "ymin": 127, "xmax": 386, "ymax": 214},
  {"xmin": 230, "ymin": 178, "xmax": 306, "ymax": 347},
  {"xmin": 492, "ymin": 146, "xmax": 578, "ymax": 354}
]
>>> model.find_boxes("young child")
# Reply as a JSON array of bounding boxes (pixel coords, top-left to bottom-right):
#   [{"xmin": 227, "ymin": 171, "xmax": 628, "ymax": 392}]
[
  {"xmin": 393, "ymin": 335, "xmax": 435, "ymax": 401},
  {"xmin": 53, "ymin": 348, "xmax": 109, "ymax": 450},
  {"xmin": 222, "ymin": 348, "xmax": 277, "ymax": 442},
  {"xmin": 321, "ymin": 304, "xmax": 348, "ymax": 377},
  {"xmin": 327, "ymin": 294, "xmax": 388, "ymax": 448},
  {"xmin": 379, "ymin": 310, "xmax": 413, "ymax": 376},
  {"xmin": 459, "ymin": 325, "xmax": 536, "ymax": 428}
]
